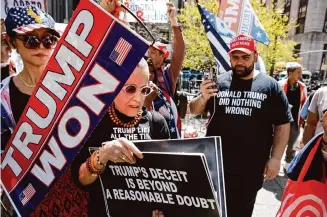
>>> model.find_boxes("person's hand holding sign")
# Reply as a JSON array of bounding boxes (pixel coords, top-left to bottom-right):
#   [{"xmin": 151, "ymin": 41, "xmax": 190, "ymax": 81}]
[
  {"xmin": 99, "ymin": 138, "xmax": 143, "ymax": 164},
  {"xmin": 100, "ymin": 0, "xmax": 123, "ymax": 18},
  {"xmin": 79, "ymin": 138, "xmax": 143, "ymax": 186}
]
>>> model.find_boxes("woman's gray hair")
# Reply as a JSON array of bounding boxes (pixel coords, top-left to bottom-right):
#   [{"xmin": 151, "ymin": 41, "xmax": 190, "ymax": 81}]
[{"xmin": 137, "ymin": 57, "xmax": 149, "ymax": 74}]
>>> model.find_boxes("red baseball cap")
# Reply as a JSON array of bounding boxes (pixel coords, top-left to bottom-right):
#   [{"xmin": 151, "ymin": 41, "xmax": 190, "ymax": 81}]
[
  {"xmin": 229, "ymin": 34, "xmax": 256, "ymax": 55},
  {"xmin": 151, "ymin": 42, "xmax": 170, "ymax": 59}
]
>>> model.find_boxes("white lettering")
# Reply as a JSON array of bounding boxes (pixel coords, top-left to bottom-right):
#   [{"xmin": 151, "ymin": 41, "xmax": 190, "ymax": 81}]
[
  {"xmin": 1, "ymin": 147, "xmax": 22, "ymax": 176},
  {"xmin": 65, "ymin": 10, "xmax": 93, "ymax": 57},
  {"xmin": 31, "ymin": 137, "xmax": 66, "ymax": 186},
  {"xmin": 12, "ymin": 122, "xmax": 42, "ymax": 159},
  {"xmin": 58, "ymin": 106, "xmax": 90, "ymax": 148},
  {"xmin": 26, "ymin": 88, "xmax": 57, "ymax": 129},
  {"xmin": 42, "ymin": 46, "xmax": 83, "ymax": 100},
  {"xmin": 77, "ymin": 64, "xmax": 120, "ymax": 115}
]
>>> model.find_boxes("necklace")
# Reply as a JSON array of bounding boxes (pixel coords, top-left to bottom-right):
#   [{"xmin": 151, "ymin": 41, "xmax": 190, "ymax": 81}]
[
  {"xmin": 108, "ymin": 103, "xmax": 142, "ymax": 128},
  {"xmin": 18, "ymin": 73, "xmax": 36, "ymax": 88}
]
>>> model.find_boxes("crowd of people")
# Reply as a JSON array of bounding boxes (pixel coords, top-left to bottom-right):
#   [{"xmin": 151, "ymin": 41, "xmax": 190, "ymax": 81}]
[{"xmin": 0, "ymin": 0, "xmax": 326, "ymax": 217}]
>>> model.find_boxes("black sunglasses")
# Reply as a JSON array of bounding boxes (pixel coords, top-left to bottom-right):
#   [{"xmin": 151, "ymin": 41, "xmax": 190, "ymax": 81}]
[
  {"xmin": 15, "ymin": 34, "xmax": 58, "ymax": 49},
  {"xmin": 123, "ymin": 84, "xmax": 153, "ymax": 96}
]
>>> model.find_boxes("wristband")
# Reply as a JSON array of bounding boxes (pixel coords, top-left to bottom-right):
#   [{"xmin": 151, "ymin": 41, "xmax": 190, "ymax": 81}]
[
  {"xmin": 96, "ymin": 149, "xmax": 106, "ymax": 167},
  {"xmin": 86, "ymin": 152, "xmax": 105, "ymax": 175}
]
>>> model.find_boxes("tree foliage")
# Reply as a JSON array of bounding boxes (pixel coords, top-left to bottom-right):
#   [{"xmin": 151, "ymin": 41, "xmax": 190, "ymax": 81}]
[
  {"xmin": 250, "ymin": 0, "xmax": 298, "ymax": 74},
  {"xmin": 178, "ymin": 0, "xmax": 298, "ymax": 73},
  {"xmin": 178, "ymin": 0, "xmax": 218, "ymax": 71}
]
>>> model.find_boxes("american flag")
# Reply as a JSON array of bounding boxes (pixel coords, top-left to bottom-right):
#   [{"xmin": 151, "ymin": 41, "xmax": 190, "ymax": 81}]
[
  {"xmin": 109, "ymin": 38, "xmax": 132, "ymax": 65},
  {"xmin": 197, "ymin": 3, "xmax": 232, "ymax": 74},
  {"xmin": 19, "ymin": 184, "xmax": 36, "ymax": 206},
  {"xmin": 9, "ymin": 6, "xmax": 55, "ymax": 35},
  {"xmin": 198, "ymin": 3, "xmax": 267, "ymax": 74}
]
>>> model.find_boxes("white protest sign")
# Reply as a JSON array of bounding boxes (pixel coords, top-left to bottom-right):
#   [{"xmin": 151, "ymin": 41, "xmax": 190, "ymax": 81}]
[
  {"xmin": 1, "ymin": 0, "xmax": 47, "ymax": 19},
  {"xmin": 123, "ymin": 0, "xmax": 169, "ymax": 23}
]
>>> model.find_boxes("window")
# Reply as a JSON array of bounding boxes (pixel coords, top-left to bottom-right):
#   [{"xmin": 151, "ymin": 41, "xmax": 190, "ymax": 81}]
[
  {"xmin": 296, "ymin": 0, "xmax": 308, "ymax": 34},
  {"xmin": 323, "ymin": 9, "xmax": 327, "ymax": 33},
  {"xmin": 293, "ymin": 44, "xmax": 301, "ymax": 58},
  {"xmin": 283, "ymin": 0, "xmax": 291, "ymax": 22}
]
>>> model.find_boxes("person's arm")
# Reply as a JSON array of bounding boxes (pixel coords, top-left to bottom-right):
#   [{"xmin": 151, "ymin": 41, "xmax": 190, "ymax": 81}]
[
  {"xmin": 300, "ymin": 97, "xmax": 310, "ymax": 120},
  {"xmin": 189, "ymin": 80, "xmax": 217, "ymax": 115},
  {"xmin": 264, "ymin": 123, "xmax": 290, "ymax": 179},
  {"xmin": 302, "ymin": 90, "xmax": 321, "ymax": 144},
  {"xmin": 302, "ymin": 111, "xmax": 319, "ymax": 144},
  {"xmin": 78, "ymin": 138, "xmax": 143, "ymax": 186},
  {"xmin": 166, "ymin": 2, "xmax": 185, "ymax": 94},
  {"xmin": 264, "ymin": 82, "xmax": 292, "ymax": 179}
]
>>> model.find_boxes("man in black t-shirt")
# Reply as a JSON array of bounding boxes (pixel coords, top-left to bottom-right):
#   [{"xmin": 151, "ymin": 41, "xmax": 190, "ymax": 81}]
[{"xmin": 189, "ymin": 34, "xmax": 292, "ymax": 217}]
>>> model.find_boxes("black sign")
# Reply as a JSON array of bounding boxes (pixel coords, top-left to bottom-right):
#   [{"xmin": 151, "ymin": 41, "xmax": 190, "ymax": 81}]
[
  {"xmin": 133, "ymin": 137, "xmax": 226, "ymax": 217},
  {"xmin": 99, "ymin": 153, "xmax": 220, "ymax": 217}
]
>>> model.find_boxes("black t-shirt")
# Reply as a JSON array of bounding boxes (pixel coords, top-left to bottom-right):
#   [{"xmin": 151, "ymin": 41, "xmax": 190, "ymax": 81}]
[
  {"xmin": 1, "ymin": 78, "xmax": 30, "ymax": 151},
  {"xmin": 9, "ymin": 78, "xmax": 30, "ymax": 123},
  {"xmin": 286, "ymin": 84, "xmax": 300, "ymax": 124},
  {"xmin": 71, "ymin": 107, "xmax": 170, "ymax": 216},
  {"xmin": 1, "ymin": 65, "xmax": 10, "ymax": 82},
  {"xmin": 206, "ymin": 71, "xmax": 292, "ymax": 176}
]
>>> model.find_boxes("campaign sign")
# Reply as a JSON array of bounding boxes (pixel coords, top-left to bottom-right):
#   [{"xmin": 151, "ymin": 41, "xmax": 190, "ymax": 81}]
[
  {"xmin": 123, "ymin": 0, "xmax": 169, "ymax": 23},
  {"xmin": 134, "ymin": 137, "xmax": 227, "ymax": 217},
  {"xmin": 98, "ymin": 153, "xmax": 220, "ymax": 217},
  {"xmin": 1, "ymin": 0, "xmax": 47, "ymax": 19},
  {"xmin": 0, "ymin": 0, "xmax": 149, "ymax": 216}
]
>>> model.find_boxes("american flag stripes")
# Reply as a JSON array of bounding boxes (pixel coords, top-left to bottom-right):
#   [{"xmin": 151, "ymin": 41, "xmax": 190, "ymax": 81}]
[
  {"xmin": 9, "ymin": 6, "xmax": 56, "ymax": 35},
  {"xmin": 109, "ymin": 37, "xmax": 132, "ymax": 65},
  {"xmin": 15, "ymin": 24, "xmax": 49, "ymax": 34},
  {"xmin": 19, "ymin": 184, "xmax": 36, "ymax": 205},
  {"xmin": 197, "ymin": 4, "xmax": 232, "ymax": 74}
]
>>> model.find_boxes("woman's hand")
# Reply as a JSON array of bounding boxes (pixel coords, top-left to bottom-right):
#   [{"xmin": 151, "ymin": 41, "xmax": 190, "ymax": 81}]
[{"xmin": 99, "ymin": 137, "xmax": 143, "ymax": 164}]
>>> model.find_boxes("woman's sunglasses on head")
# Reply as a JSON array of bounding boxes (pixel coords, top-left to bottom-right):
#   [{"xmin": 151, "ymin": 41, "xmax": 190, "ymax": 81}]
[
  {"xmin": 15, "ymin": 34, "xmax": 58, "ymax": 49},
  {"xmin": 123, "ymin": 84, "xmax": 153, "ymax": 96}
]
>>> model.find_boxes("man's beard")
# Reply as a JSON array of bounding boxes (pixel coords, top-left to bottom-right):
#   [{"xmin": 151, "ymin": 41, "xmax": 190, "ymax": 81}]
[{"xmin": 232, "ymin": 63, "xmax": 255, "ymax": 78}]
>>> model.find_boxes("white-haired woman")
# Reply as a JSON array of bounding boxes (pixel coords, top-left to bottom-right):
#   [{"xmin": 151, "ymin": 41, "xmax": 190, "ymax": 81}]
[{"xmin": 71, "ymin": 58, "xmax": 170, "ymax": 216}]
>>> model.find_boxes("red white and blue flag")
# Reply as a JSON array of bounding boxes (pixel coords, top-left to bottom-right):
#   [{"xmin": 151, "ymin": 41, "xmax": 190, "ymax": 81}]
[
  {"xmin": 110, "ymin": 37, "xmax": 132, "ymax": 65},
  {"xmin": 0, "ymin": 0, "xmax": 149, "ymax": 216},
  {"xmin": 19, "ymin": 184, "xmax": 36, "ymax": 206}
]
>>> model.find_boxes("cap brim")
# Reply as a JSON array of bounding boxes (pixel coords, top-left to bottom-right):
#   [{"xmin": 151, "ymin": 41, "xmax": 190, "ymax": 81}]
[
  {"xmin": 150, "ymin": 44, "xmax": 163, "ymax": 52},
  {"xmin": 13, "ymin": 24, "xmax": 60, "ymax": 37},
  {"xmin": 228, "ymin": 48, "xmax": 253, "ymax": 55}
]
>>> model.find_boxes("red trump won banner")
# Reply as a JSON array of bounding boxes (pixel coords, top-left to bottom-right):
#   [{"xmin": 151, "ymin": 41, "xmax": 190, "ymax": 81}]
[{"xmin": 0, "ymin": 0, "xmax": 149, "ymax": 216}]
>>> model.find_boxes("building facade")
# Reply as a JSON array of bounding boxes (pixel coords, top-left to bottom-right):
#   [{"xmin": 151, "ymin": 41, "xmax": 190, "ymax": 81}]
[{"xmin": 265, "ymin": 0, "xmax": 327, "ymax": 73}]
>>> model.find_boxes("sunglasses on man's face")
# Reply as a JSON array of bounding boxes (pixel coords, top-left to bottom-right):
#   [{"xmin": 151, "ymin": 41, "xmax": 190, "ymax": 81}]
[
  {"xmin": 15, "ymin": 34, "xmax": 58, "ymax": 49},
  {"xmin": 122, "ymin": 84, "xmax": 153, "ymax": 96}
]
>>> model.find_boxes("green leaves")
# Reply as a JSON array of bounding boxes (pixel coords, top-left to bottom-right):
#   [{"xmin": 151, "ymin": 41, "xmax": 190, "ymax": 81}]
[
  {"xmin": 177, "ymin": 0, "xmax": 298, "ymax": 73},
  {"xmin": 178, "ymin": 0, "xmax": 218, "ymax": 71}
]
